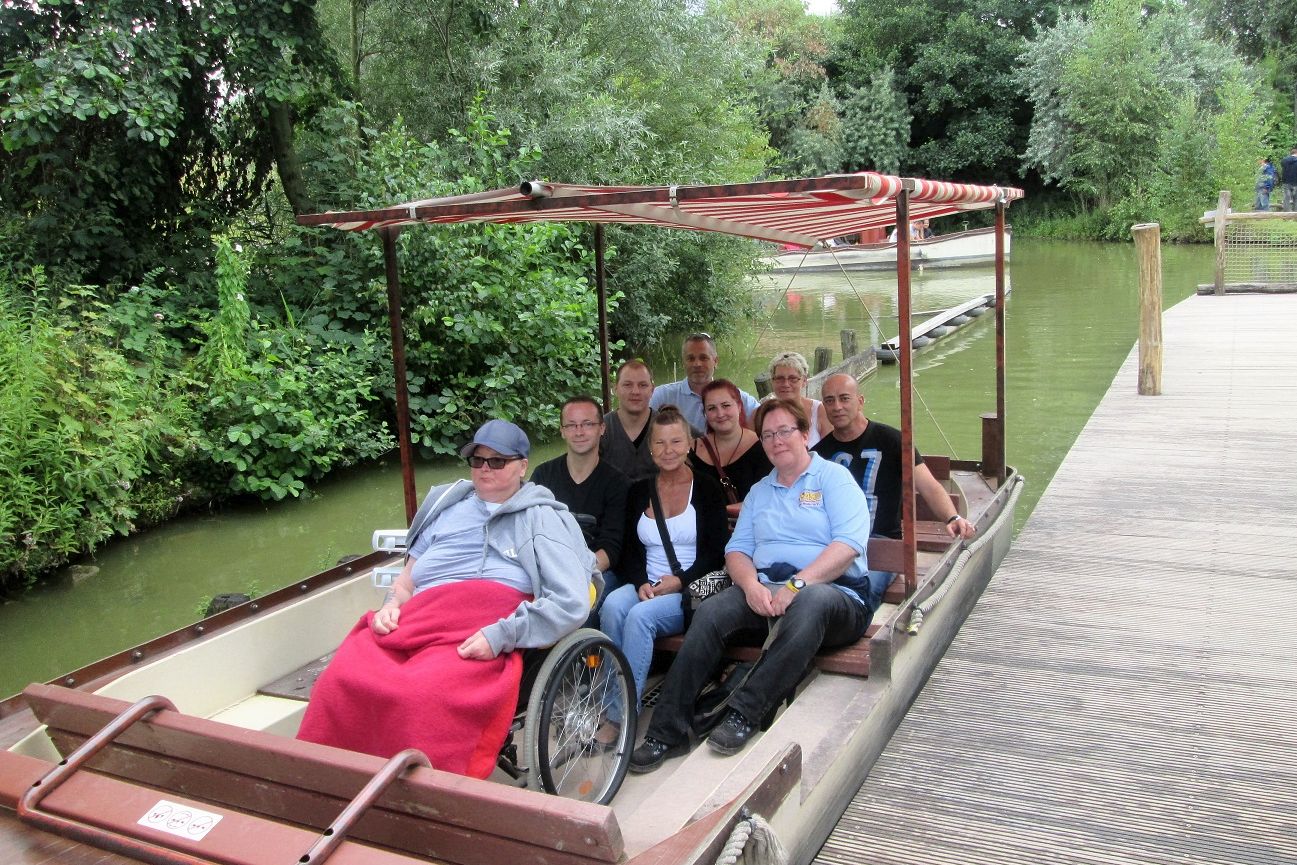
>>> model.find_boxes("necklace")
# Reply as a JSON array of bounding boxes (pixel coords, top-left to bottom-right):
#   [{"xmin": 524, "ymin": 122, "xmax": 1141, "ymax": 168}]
[{"xmin": 710, "ymin": 430, "xmax": 743, "ymax": 466}]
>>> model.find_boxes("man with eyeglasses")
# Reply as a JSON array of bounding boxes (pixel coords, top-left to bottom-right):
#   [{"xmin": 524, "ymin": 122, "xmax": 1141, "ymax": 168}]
[
  {"xmin": 298, "ymin": 419, "xmax": 595, "ymax": 778},
  {"xmin": 813, "ymin": 373, "xmax": 975, "ymax": 541},
  {"xmin": 532, "ymin": 396, "xmax": 630, "ymax": 581},
  {"xmin": 650, "ymin": 333, "xmax": 760, "ymax": 435}
]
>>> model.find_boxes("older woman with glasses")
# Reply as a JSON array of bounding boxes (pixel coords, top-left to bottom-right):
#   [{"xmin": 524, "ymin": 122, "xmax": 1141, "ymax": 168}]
[
  {"xmin": 630, "ymin": 399, "xmax": 874, "ymax": 772},
  {"xmin": 767, "ymin": 351, "xmax": 829, "ymax": 447},
  {"xmin": 299, "ymin": 419, "xmax": 596, "ymax": 779}
]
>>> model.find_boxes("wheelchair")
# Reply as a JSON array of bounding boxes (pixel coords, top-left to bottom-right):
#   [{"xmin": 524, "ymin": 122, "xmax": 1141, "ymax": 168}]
[
  {"xmin": 372, "ymin": 531, "xmax": 636, "ymax": 806},
  {"xmin": 498, "ymin": 628, "xmax": 636, "ymax": 805}
]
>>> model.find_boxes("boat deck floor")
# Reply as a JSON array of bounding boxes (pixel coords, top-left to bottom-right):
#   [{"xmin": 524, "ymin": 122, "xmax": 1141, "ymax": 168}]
[{"xmin": 816, "ymin": 293, "xmax": 1297, "ymax": 864}]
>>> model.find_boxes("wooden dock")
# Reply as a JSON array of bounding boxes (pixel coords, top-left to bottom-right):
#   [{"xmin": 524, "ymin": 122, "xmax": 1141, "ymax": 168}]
[{"xmin": 815, "ymin": 294, "xmax": 1297, "ymax": 864}]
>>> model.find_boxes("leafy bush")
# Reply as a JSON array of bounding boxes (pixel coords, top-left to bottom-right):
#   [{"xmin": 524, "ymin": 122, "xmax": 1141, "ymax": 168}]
[{"xmin": 0, "ymin": 272, "xmax": 193, "ymax": 592}]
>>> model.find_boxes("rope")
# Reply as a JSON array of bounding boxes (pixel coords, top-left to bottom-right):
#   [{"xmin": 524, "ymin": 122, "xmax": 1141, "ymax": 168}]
[
  {"xmin": 714, "ymin": 812, "xmax": 788, "ymax": 865},
  {"xmin": 908, "ymin": 475, "xmax": 1024, "ymax": 635}
]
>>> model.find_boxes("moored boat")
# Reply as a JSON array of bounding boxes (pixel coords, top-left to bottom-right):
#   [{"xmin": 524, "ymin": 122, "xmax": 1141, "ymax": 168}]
[
  {"xmin": 761, "ymin": 225, "xmax": 1010, "ymax": 273},
  {"xmin": 1, "ymin": 173, "xmax": 1024, "ymax": 865}
]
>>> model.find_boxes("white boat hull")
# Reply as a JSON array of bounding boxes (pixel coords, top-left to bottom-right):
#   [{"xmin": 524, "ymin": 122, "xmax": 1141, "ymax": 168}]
[{"xmin": 761, "ymin": 226, "xmax": 1009, "ymax": 273}]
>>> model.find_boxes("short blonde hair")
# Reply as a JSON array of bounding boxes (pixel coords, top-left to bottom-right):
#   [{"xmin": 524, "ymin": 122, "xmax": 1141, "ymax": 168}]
[{"xmin": 768, "ymin": 351, "xmax": 809, "ymax": 379}]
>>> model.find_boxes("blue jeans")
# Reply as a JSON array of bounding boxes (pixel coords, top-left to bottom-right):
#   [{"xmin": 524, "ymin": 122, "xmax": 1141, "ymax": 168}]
[
  {"xmin": 644, "ymin": 582, "xmax": 870, "ymax": 746},
  {"xmin": 599, "ymin": 583, "xmax": 684, "ymax": 707},
  {"xmin": 1255, "ymin": 186, "xmax": 1272, "ymax": 211},
  {"xmin": 585, "ymin": 569, "xmax": 624, "ymax": 628}
]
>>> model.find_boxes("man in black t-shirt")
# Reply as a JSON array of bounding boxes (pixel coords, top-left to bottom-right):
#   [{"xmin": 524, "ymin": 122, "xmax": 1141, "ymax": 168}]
[
  {"xmin": 1281, "ymin": 146, "xmax": 1297, "ymax": 213},
  {"xmin": 531, "ymin": 396, "xmax": 630, "ymax": 602},
  {"xmin": 811, "ymin": 374, "xmax": 974, "ymax": 541}
]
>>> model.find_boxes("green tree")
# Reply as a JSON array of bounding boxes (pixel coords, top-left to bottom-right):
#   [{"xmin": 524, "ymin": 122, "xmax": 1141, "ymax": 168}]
[{"xmin": 0, "ymin": 0, "xmax": 341, "ymax": 288}]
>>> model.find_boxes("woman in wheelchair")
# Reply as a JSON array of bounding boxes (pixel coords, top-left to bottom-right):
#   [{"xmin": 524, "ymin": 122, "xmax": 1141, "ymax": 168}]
[
  {"xmin": 599, "ymin": 406, "xmax": 729, "ymax": 723},
  {"xmin": 630, "ymin": 399, "xmax": 875, "ymax": 772},
  {"xmin": 297, "ymin": 419, "xmax": 597, "ymax": 779}
]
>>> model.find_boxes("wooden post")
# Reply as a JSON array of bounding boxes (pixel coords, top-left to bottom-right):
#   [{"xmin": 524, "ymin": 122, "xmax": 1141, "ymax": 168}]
[
  {"xmin": 895, "ymin": 188, "xmax": 917, "ymax": 595},
  {"xmin": 840, "ymin": 329, "xmax": 858, "ymax": 360},
  {"xmin": 813, "ymin": 347, "xmax": 832, "ymax": 374},
  {"xmin": 980, "ymin": 413, "xmax": 1004, "ymax": 481},
  {"xmin": 1132, "ymin": 223, "xmax": 1163, "ymax": 396},
  {"xmin": 594, "ymin": 225, "xmax": 612, "ymax": 413},
  {"xmin": 381, "ymin": 227, "xmax": 418, "ymax": 523},
  {"xmin": 1213, "ymin": 190, "xmax": 1230, "ymax": 296},
  {"xmin": 754, "ymin": 372, "xmax": 772, "ymax": 399},
  {"xmin": 992, "ymin": 199, "xmax": 1007, "ymax": 486}
]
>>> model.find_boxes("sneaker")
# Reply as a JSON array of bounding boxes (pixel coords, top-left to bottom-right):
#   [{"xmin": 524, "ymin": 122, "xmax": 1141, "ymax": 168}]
[
  {"xmin": 706, "ymin": 710, "xmax": 757, "ymax": 756},
  {"xmin": 629, "ymin": 737, "xmax": 688, "ymax": 774}
]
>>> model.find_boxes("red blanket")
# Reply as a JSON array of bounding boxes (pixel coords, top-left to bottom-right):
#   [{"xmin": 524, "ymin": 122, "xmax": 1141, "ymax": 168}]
[{"xmin": 297, "ymin": 580, "xmax": 529, "ymax": 778}]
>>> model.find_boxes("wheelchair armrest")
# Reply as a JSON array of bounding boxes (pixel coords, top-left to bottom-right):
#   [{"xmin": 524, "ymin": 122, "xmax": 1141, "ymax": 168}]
[{"xmin": 372, "ymin": 529, "xmax": 408, "ymax": 553}]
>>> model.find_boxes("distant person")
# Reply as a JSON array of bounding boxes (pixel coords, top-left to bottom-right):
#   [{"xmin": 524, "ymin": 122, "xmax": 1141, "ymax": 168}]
[
  {"xmin": 298, "ymin": 420, "xmax": 595, "ymax": 779},
  {"xmin": 600, "ymin": 360, "xmax": 656, "ymax": 482},
  {"xmin": 766, "ymin": 351, "xmax": 830, "ymax": 447},
  {"xmin": 813, "ymin": 373, "xmax": 975, "ymax": 545},
  {"xmin": 690, "ymin": 379, "xmax": 771, "ymax": 523},
  {"xmin": 599, "ymin": 406, "xmax": 728, "ymax": 717},
  {"xmin": 650, "ymin": 332, "xmax": 760, "ymax": 435},
  {"xmin": 531, "ymin": 396, "xmax": 630, "ymax": 579},
  {"xmin": 1281, "ymin": 146, "xmax": 1297, "ymax": 212},
  {"xmin": 1255, "ymin": 157, "xmax": 1277, "ymax": 211},
  {"xmin": 919, "ymin": 219, "xmax": 934, "ymax": 239}
]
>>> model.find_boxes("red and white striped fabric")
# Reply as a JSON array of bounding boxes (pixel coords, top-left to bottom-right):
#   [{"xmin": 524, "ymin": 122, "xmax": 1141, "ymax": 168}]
[{"xmin": 297, "ymin": 172, "xmax": 1023, "ymax": 249}]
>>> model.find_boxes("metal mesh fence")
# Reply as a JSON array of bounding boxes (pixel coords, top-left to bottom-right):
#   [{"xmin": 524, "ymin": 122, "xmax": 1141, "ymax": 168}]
[{"xmin": 1223, "ymin": 218, "xmax": 1297, "ymax": 284}]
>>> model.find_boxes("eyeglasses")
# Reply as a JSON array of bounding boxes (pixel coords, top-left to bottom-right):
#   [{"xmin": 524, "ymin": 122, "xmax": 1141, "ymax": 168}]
[
  {"xmin": 467, "ymin": 455, "xmax": 524, "ymax": 470},
  {"xmin": 687, "ymin": 331, "xmax": 713, "ymax": 342},
  {"xmin": 760, "ymin": 425, "xmax": 801, "ymax": 443},
  {"xmin": 561, "ymin": 420, "xmax": 600, "ymax": 432},
  {"xmin": 771, "ymin": 374, "xmax": 803, "ymax": 384}
]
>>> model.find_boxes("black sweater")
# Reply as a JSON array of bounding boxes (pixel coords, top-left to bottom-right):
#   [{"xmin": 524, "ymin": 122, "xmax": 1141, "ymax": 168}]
[{"xmin": 619, "ymin": 468, "xmax": 730, "ymax": 589}]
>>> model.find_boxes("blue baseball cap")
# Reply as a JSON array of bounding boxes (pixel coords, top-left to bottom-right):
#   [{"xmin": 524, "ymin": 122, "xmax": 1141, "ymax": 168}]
[{"xmin": 459, "ymin": 419, "xmax": 530, "ymax": 459}]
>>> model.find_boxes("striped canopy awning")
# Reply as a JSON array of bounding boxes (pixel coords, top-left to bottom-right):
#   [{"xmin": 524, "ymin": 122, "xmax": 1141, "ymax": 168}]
[{"xmin": 296, "ymin": 173, "xmax": 1024, "ymax": 249}]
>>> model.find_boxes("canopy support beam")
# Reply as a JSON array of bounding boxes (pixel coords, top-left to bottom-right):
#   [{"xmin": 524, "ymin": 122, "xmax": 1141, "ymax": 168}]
[
  {"xmin": 993, "ymin": 200, "xmax": 1008, "ymax": 485},
  {"xmin": 595, "ymin": 225, "xmax": 612, "ymax": 412},
  {"xmin": 895, "ymin": 189, "xmax": 917, "ymax": 595},
  {"xmin": 382, "ymin": 226, "xmax": 418, "ymax": 523}
]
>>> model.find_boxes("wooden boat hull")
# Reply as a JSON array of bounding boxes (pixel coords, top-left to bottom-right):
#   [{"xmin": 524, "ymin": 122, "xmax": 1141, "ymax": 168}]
[
  {"xmin": 761, "ymin": 226, "xmax": 1009, "ymax": 274},
  {"xmin": 0, "ymin": 465, "xmax": 1021, "ymax": 865}
]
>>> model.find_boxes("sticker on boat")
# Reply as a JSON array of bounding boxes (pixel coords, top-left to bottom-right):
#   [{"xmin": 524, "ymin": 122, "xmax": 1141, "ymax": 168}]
[{"xmin": 137, "ymin": 800, "xmax": 223, "ymax": 840}]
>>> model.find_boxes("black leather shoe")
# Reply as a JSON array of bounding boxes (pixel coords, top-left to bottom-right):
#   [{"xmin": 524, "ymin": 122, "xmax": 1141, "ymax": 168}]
[
  {"xmin": 629, "ymin": 737, "xmax": 688, "ymax": 774},
  {"xmin": 706, "ymin": 710, "xmax": 757, "ymax": 756}
]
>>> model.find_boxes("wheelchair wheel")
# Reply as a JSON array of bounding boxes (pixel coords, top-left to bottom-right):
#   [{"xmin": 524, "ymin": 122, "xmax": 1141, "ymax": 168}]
[{"xmin": 522, "ymin": 628, "xmax": 635, "ymax": 805}]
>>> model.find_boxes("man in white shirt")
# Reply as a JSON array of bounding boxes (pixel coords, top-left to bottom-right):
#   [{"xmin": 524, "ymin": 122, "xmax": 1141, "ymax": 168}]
[{"xmin": 649, "ymin": 332, "xmax": 759, "ymax": 435}]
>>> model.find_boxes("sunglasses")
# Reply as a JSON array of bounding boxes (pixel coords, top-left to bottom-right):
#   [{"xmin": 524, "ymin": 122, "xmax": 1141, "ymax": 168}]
[{"xmin": 467, "ymin": 455, "xmax": 524, "ymax": 470}]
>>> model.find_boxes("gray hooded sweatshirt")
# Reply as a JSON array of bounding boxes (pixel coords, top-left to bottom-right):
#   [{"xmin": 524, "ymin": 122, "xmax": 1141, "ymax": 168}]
[{"xmin": 406, "ymin": 479, "xmax": 596, "ymax": 655}]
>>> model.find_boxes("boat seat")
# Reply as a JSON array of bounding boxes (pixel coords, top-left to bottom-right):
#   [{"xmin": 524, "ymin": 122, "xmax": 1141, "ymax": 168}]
[
  {"xmin": 22, "ymin": 683, "xmax": 625, "ymax": 865},
  {"xmin": 655, "ymin": 623, "xmax": 881, "ymax": 678}
]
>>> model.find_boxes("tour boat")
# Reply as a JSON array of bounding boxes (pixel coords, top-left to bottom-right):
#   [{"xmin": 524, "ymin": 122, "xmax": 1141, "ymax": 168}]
[
  {"xmin": 0, "ymin": 173, "xmax": 1024, "ymax": 865},
  {"xmin": 761, "ymin": 225, "xmax": 1009, "ymax": 273}
]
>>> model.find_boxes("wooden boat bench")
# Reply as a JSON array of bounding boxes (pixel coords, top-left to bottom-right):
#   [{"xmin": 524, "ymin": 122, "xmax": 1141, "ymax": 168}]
[
  {"xmin": 652, "ymin": 519, "xmax": 959, "ymax": 679},
  {"xmin": 19, "ymin": 683, "xmax": 625, "ymax": 865}
]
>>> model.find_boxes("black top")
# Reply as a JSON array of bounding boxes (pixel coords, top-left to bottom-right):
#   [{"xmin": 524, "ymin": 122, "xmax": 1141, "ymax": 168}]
[
  {"xmin": 530, "ymin": 457, "xmax": 630, "ymax": 568},
  {"xmin": 619, "ymin": 468, "xmax": 730, "ymax": 589},
  {"xmin": 599, "ymin": 409, "xmax": 656, "ymax": 482},
  {"xmin": 688, "ymin": 440, "xmax": 773, "ymax": 502},
  {"xmin": 811, "ymin": 420, "xmax": 925, "ymax": 539}
]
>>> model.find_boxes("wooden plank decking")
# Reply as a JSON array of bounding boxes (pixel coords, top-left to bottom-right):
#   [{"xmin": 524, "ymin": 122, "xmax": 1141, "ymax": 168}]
[{"xmin": 815, "ymin": 294, "xmax": 1297, "ymax": 864}]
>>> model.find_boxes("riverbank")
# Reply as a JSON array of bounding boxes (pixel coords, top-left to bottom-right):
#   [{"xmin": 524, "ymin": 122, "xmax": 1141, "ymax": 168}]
[{"xmin": 0, "ymin": 239, "xmax": 1215, "ymax": 699}]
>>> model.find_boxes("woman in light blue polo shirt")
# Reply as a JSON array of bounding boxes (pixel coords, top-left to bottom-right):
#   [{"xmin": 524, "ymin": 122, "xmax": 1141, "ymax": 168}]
[{"xmin": 630, "ymin": 398, "xmax": 874, "ymax": 772}]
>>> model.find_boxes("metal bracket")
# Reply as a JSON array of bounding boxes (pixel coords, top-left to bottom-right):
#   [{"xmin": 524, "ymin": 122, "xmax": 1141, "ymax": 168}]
[
  {"xmin": 17, "ymin": 694, "xmax": 213, "ymax": 865},
  {"xmin": 297, "ymin": 748, "xmax": 431, "ymax": 865}
]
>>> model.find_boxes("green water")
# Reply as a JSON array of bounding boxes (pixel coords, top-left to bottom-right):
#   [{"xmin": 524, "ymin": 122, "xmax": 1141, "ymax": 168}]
[{"xmin": 0, "ymin": 239, "xmax": 1210, "ymax": 699}]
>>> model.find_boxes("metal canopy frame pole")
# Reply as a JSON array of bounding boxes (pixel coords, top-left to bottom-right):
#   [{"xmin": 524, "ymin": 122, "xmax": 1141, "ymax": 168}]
[
  {"xmin": 994, "ymin": 200, "xmax": 1008, "ymax": 485},
  {"xmin": 895, "ymin": 189, "xmax": 918, "ymax": 594},
  {"xmin": 381, "ymin": 226, "xmax": 418, "ymax": 522},
  {"xmin": 595, "ymin": 224, "xmax": 612, "ymax": 413}
]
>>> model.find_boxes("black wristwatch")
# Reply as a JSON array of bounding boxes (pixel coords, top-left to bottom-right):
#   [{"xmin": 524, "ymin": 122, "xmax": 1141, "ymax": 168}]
[{"xmin": 786, "ymin": 577, "xmax": 806, "ymax": 593}]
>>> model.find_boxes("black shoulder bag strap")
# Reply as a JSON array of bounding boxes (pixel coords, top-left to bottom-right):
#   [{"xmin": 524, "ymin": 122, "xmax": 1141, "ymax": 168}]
[{"xmin": 648, "ymin": 480, "xmax": 684, "ymax": 576}]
